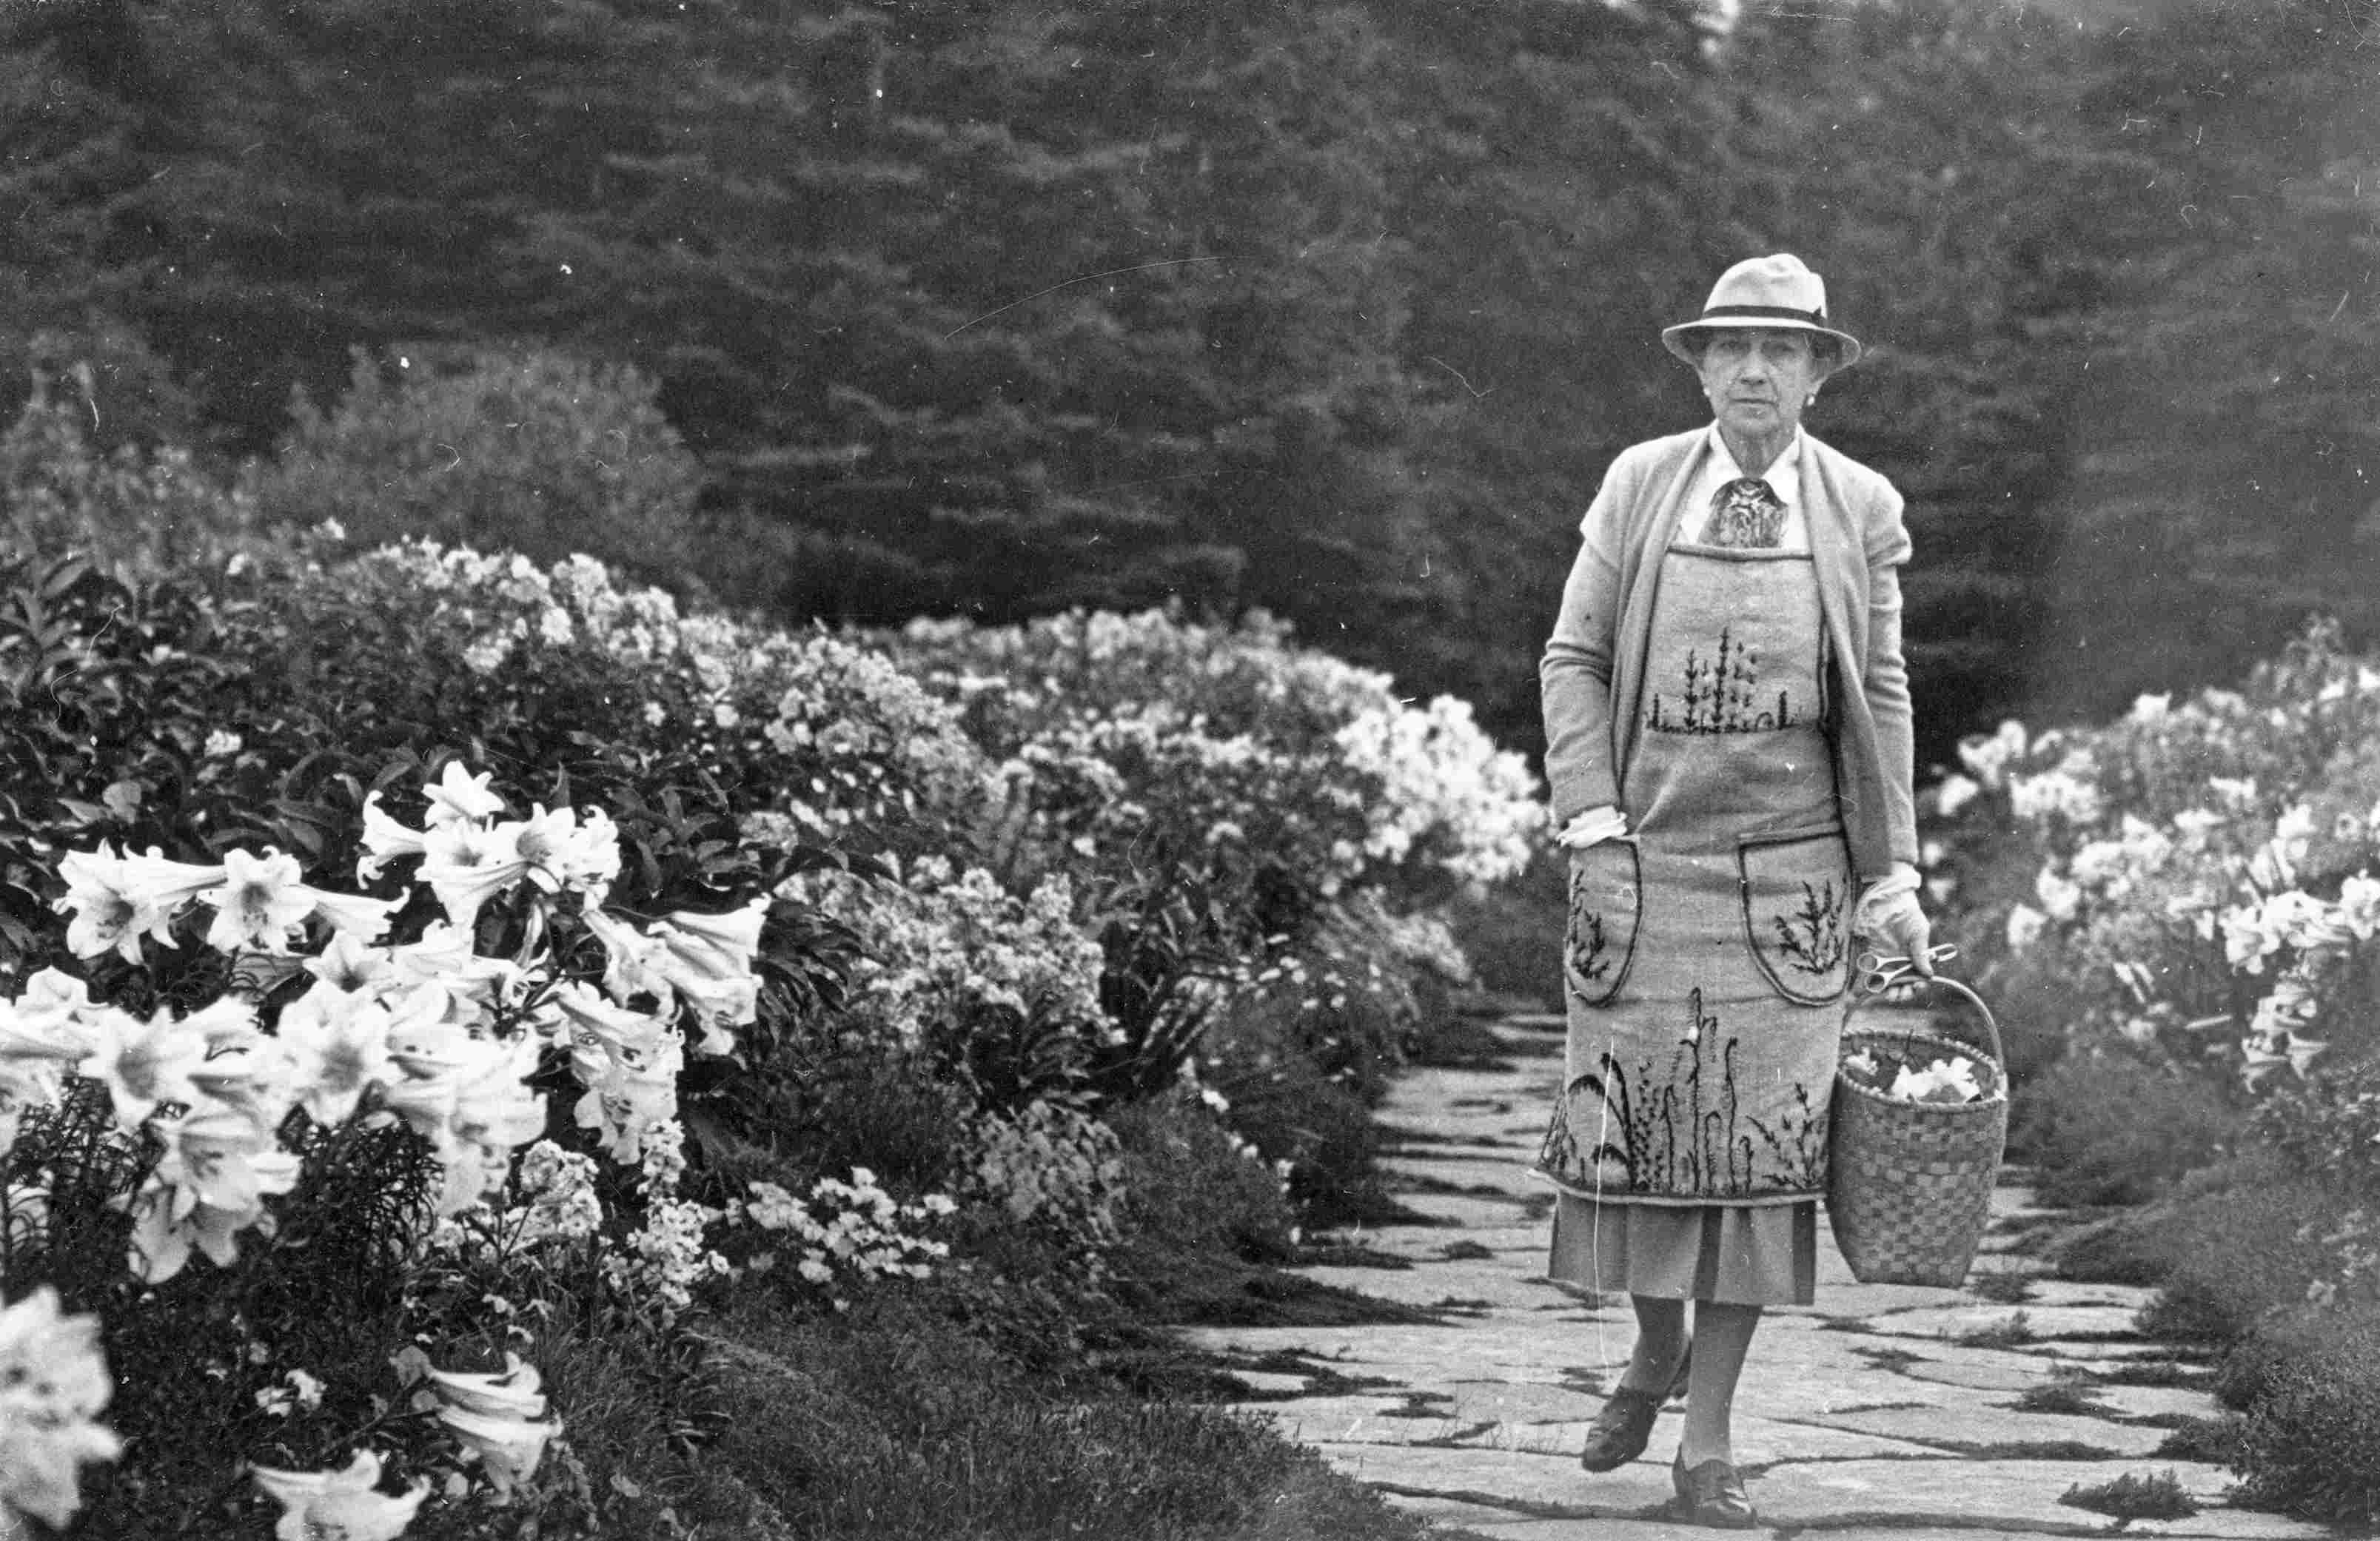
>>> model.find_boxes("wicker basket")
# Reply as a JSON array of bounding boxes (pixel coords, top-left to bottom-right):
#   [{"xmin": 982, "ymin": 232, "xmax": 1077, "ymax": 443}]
[{"xmin": 1826, "ymin": 976, "xmax": 2009, "ymax": 1288}]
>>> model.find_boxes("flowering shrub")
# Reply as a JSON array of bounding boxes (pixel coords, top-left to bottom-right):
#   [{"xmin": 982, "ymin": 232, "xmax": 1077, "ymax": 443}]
[
  {"xmin": 777, "ymin": 854, "xmax": 1113, "ymax": 1108},
  {"xmin": 8, "ymin": 342, "xmax": 1561, "ymax": 1532},
  {"xmin": 253, "ymin": 345, "xmax": 706, "ymax": 591},
  {"xmin": 888, "ymin": 607, "xmax": 1539, "ymax": 909},
  {"xmin": 0, "ymin": 760, "xmax": 778, "ymax": 1533},
  {"xmin": 278, "ymin": 540, "xmax": 988, "ymax": 847},
  {"xmin": 880, "ymin": 608, "xmax": 1539, "ymax": 1100},
  {"xmin": 0, "ymin": 367, "xmax": 263, "ymax": 579},
  {"xmin": 1935, "ymin": 622, "xmax": 2380, "ymax": 1089},
  {"xmin": 1930, "ymin": 620, "xmax": 2380, "ymax": 1306}
]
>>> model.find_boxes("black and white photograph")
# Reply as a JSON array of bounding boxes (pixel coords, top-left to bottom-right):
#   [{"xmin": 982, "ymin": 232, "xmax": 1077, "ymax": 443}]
[{"xmin": 1, "ymin": 0, "xmax": 2376, "ymax": 1534}]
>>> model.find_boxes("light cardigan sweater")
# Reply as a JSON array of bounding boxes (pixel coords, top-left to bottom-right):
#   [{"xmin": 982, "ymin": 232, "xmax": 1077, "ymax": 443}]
[{"xmin": 1541, "ymin": 425, "xmax": 1920, "ymax": 884}]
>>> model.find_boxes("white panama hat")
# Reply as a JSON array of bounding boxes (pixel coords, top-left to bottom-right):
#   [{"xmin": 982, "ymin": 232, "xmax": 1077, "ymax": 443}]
[{"xmin": 1661, "ymin": 253, "xmax": 1863, "ymax": 370}]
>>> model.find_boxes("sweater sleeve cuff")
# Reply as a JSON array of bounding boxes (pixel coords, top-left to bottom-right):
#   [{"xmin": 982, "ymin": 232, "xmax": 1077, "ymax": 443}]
[{"xmin": 1859, "ymin": 862, "xmax": 1922, "ymax": 902}]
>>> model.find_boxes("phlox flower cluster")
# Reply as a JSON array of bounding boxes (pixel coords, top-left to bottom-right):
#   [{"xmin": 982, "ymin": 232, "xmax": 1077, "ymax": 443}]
[
  {"xmin": 347, "ymin": 543, "xmax": 988, "ymax": 835},
  {"xmin": 759, "ymin": 631, "xmax": 987, "ymax": 826},
  {"xmin": 428, "ymin": 1139, "xmax": 603, "ymax": 1262},
  {"xmin": 780, "ymin": 855, "xmax": 1110, "ymax": 1051},
  {"xmin": 599, "ymin": 1118, "xmax": 728, "ymax": 1317},
  {"xmin": 1334, "ymin": 696, "xmax": 1539, "ymax": 887},
  {"xmin": 1378, "ymin": 907, "xmax": 1476, "ymax": 987},
  {"xmin": 740, "ymin": 1167, "xmax": 957, "ymax": 1310},
  {"xmin": 2007, "ymin": 756, "xmax": 2105, "ymax": 828},
  {"xmin": 991, "ymin": 702, "xmax": 1365, "ymax": 896},
  {"xmin": 886, "ymin": 606, "xmax": 1543, "ymax": 902},
  {"xmin": 1929, "ymin": 622, "xmax": 2380, "ymax": 1095}
]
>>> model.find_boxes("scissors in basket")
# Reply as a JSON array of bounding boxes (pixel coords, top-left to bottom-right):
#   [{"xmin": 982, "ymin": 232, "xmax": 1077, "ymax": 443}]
[{"xmin": 1853, "ymin": 944, "xmax": 1961, "ymax": 996}]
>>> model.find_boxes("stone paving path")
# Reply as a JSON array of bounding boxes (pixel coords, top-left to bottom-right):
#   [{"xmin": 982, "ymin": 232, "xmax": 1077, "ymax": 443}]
[{"xmin": 1184, "ymin": 1013, "xmax": 2347, "ymax": 1540}]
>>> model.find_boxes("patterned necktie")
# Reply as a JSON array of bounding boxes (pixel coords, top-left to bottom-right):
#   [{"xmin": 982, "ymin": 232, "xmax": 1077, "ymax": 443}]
[{"xmin": 1705, "ymin": 476, "xmax": 1785, "ymax": 548}]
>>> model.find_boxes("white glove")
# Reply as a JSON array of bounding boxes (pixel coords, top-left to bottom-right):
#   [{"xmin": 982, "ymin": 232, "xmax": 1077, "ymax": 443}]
[
  {"xmin": 1854, "ymin": 868, "xmax": 1934, "ymax": 976},
  {"xmin": 1555, "ymin": 805, "xmax": 1630, "ymax": 850}
]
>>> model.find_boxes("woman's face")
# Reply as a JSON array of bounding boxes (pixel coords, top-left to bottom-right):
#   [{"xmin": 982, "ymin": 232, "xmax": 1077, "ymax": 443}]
[{"xmin": 1695, "ymin": 328, "xmax": 1828, "ymax": 440}]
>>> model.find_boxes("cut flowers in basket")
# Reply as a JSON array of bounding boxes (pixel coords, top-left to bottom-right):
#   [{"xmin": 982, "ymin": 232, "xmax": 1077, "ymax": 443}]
[{"xmin": 1843, "ymin": 1047, "xmax": 1986, "ymax": 1104}]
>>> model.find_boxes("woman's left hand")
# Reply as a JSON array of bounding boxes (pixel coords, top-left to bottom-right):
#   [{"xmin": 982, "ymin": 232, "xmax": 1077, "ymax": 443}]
[{"xmin": 1860, "ymin": 888, "xmax": 1933, "ymax": 976}]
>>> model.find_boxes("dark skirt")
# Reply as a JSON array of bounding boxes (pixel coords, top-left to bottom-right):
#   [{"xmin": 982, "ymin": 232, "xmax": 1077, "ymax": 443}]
[{"xmin": 1548, "ymin": 1193, "xmax": 1817, "ymax": 1306}]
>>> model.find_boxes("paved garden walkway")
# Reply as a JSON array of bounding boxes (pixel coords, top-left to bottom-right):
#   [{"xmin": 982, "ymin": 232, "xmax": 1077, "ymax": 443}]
[{"xmin": 1184, "ymin": 1012, "xmax": 2345, "ymax": 1540}]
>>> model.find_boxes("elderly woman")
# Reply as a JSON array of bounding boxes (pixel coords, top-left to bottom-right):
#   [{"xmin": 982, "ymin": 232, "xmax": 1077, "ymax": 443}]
[{"xmin": 1532, "ymin": 254, "xmax": 1932, "ymax": 1528}]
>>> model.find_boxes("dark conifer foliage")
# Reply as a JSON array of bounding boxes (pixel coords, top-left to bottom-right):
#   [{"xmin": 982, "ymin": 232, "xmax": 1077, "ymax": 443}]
[{"xmin": 1, "ymin": 0, "xmax": 2374, "ymax": 764}]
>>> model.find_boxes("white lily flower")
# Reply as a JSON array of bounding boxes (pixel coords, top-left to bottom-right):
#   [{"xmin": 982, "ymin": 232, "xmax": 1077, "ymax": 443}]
[
  {"xmin": 446, "ymin": 1035, "xmax": 546, "ymax": 1154},
  {"xmin": 425, "ymin": 1350, "xmax": 546, "ymax": 1421},
  {"xmin": 304, "ymin": 930, "xmax": 400, "ymax": 994},
  {"xmin": 426, "ymin": 1353, "xmax": 557, "ymax": 1495},
  {"xmin": 386, "ymin": 922, "xmax": 477, "ymax": 987},
  {"xmin": 418, "ymin": 822, "xmax": 532, "ymax": 931},
  {"xmin": 249, "ymin": 1449, "xmax": 426, "ymax": 1541},
  {"xmin": 574, "ymin": 1036, "xmax": 683, "ymax": 1164},
  {"xmin": 355, "ymin": 790, "xmax": 429, "ymax": 882},
  {"xmin": 78, "ymin": 1006, "xmax": 207, "ymax": 1131},
  {"xmin": 304, "ymin": 887, "xmax": 400, "ymax": 944},
  {"xmin": 54, "ymin": 844, "xmax": 185, "ymax": 962},
  {"xmin": 0, "ymin": 979, "xmax": 98, "ymax": 1064},
  {"xmin": 197, "ymin": 848, "xmax": 317, "ymax": 955},
  {"xmin": 1888, "ymin": 1055, "xmax": 1982, "ymax": 1104},
  {"xmin": 580, "ymin": 907, "xmax": 674, "ymax": 1007},
  {"xmin": 503, "ymin": 804, "xmax": 621, "ymax": 899},
  {"xmin": 119, "ymin": 846, "xmax": 235, "ymax": 907},
  {"xmin": 422, "ymin": 762, "xmax": 506, "ymax": 829},
  {"xmin": 676, "ymin": 974, "xmax": 760, "ymax": 1057},
  {"xmin": 374, "ymin": 1068, "xmax": 459, "ymax": 1147},
  {"xmin": 121, "ymin": 1095, "xmax": 300, "ymax": 1280},
  {"xmin": 551, "ymin": 983, "xmax": 672, "ymax": 1081},
  {"xmin": 654, "ymin": 897, "xmax": 769, "ymax": 982},
  {"xmin": 275, "ymin": 984, "xmax": 398, "ymax": 1127},
  {"xmin": 382, "ymin": 992, "xmax": 477, "ymax": 1081}
]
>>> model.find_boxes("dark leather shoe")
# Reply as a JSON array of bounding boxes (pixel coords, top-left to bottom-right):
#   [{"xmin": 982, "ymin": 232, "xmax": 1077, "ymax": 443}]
[
  {"xmin": 1577, "ymin": 1345, "xmax": 1690, "ymax": 1472},
  {"xmin": 1672, "ymin": 1452, "xmax": 1757, "ymax": 1528}
]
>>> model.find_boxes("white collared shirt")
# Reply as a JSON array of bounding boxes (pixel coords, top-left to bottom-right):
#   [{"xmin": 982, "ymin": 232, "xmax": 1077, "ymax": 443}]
[{"xmin": 1682, "ymin": 423, "xmax": 1808, "ymax": 551}]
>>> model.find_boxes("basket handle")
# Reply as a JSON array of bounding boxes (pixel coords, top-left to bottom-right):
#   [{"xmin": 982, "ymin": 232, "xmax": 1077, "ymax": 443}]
[{"xmin": 1845, "ymin": 947, "xmax": 2006, "ymax": 1073}]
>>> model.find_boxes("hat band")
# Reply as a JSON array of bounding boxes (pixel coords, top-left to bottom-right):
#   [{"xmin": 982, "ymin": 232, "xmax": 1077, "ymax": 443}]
[{"xmin": 1693, "ymin": 303, "xmax": 1829, "ymax": 327}]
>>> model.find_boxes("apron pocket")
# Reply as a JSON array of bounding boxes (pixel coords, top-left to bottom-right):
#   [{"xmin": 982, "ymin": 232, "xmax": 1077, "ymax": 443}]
[
  {"xmin": 1738, "ymin": 826, "xmax": 1852, "ymax": 1004},
  {"xmin": 1565, "ymin": 841, "xmax": 1641, "ymax": 1007}
]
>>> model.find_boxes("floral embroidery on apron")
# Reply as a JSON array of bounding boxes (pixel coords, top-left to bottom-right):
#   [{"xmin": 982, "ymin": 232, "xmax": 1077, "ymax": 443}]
[{"xmin": 1535, "ymin": 542, "xmax": 1851, "ymax": 1206}]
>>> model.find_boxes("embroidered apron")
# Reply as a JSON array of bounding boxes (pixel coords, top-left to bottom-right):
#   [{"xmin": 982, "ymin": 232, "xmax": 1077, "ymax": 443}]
[{"xmin": 1533, "ymin": 542, "xmax": 1851, "ymax": 1206}]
